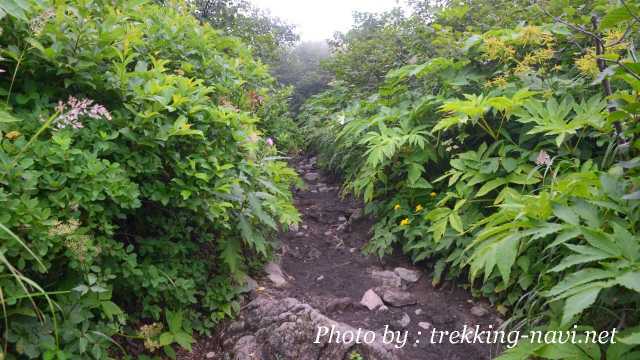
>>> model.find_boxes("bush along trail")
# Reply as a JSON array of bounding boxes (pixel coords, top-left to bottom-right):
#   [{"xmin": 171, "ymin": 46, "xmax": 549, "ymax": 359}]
[
  {"xmin": 294, "ymin": 1, "xmax": 640, "ymax": 359},
  {"xmin": 187, "ymin": 155, "xmax": 502, "ymax": 360},
  {"xmin": 0, "ymin": 1, "xmax": 300, "ymax": 359},
  {"xmin": 3, "ymin": 0, "xmax": 640, "ymax": 360}
]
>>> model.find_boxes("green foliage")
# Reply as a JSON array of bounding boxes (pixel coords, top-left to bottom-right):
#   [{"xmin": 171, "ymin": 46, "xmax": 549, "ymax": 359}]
[
  {"xmin": 0, "ymin": 0, "xmax": 299, "ymax": 358},
  {"xmin": 193, "ymin": 0, "xmax": 299, "ymax": 65},
  {"xmin": 300, "ymin": 0, "xmax": 640, "ymax": 356}
]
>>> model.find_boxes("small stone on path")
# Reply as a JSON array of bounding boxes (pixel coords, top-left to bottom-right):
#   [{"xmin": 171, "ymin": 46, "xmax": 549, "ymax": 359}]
[
  {"xmin": 471, "ymin": 305, "xmax": 489, "ymax": 317},
  {"xmin": 370, "ymin": 269, "xmax": 402, "ymax": 288},
  {"xmin": 240, "ymin": 276, "xmax": 258, "ymax": 293},
  {"xmin": 394, "ymin": 267, "xmax": 422, "ymax": 283},
  {"xmin": 394, "ymin": 313, "xmax": 411, "ymax": 328},
  {"xmin": 360, "ymin": 289, "xmax": 384, "ymax": 311},
  {"xmin": 304, "ymin": 172, "xmax": 319, "ymax": 181},
  {"xmin": 264, "ymin": 262, "xmax": 287, "ymax": 287},
  {"xmin": 380, "ymin": 288, "xmax": 417, "ymax": 307}
]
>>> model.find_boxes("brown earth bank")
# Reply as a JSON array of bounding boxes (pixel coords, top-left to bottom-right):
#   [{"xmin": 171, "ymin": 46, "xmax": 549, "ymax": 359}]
[{"xmin": 180, "ymin": 155, "xmax": 505, "ymax": 360}]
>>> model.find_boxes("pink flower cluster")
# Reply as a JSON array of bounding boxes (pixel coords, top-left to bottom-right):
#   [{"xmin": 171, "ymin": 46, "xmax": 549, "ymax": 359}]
[
  {"xmin": 535, "ymin": 150, "xmax": 552, "ymax": 167},
  {"xmin": 54, "ymin": 96, "xmax": 112, "ymax": 129}
]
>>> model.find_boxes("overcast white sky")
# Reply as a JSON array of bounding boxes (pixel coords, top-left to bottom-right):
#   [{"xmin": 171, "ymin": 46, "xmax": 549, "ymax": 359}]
[{"xmin": 249, "ymin": 0, "xmax": 405, "ymax": 41}]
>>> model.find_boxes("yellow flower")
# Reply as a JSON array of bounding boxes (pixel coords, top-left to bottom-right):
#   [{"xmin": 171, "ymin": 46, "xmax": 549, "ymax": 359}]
[
  {"xmin": 514, "ymin": 61, "xmax": 532, "ymax": 75},
  {"xmin": 604, "ymin": 30, "xmax": 627, "ymax": 52},
  {"xmin": 575, "ymin": 49, "xmax": 599, "ymax": 78},
  {"xmin": 483, "ymin": 37, "xmax": 515, "ymax": 62},
  {"xmin": 400, "ymin": 218, "xmax": 410, "ymax": 226},
  {"xmin": 415, "ymin": 204, "xmax": 424, "ymax": 212},
  {"xmin": 394, "ymin": 204, "xmax": 401, "ymax": 210},
  {"xmin": 485, "ymin": 75, "xmax": 508, "ymax": 88},
  {"xmin": 5, "ymin": 131, "xmax": 21, "ymax": 140},
  {"xmin": 531, "ymin": 47, "xmax": 555, "ymax": 64},
  {"xmin": 519, "ymin": 25, "xmax": 543, "ymax": 45},
  {"xmin": 430, "ymin": 192, "xmax": 437, "ymax": 197}
]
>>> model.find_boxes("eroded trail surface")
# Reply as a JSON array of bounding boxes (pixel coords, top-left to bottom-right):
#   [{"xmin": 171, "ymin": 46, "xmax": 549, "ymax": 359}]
[{"xmin": 188, "ymin": 156, "xmax": 503, "ymax": 360}]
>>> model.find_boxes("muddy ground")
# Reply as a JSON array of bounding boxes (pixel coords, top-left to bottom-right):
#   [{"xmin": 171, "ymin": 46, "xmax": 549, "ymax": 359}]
[{"xmin": 182, "ymin": 155, "xmax": 505, "ymax": 360}]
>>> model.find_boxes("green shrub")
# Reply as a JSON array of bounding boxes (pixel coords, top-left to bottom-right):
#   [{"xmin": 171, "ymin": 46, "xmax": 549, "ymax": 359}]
[
  {"xmin": 300, "ymin": 2, "xmax": 640, "ymax": 357},
  {"xmin": 0, "ymin": 0, "xmax": 299, "ymax": 358}
]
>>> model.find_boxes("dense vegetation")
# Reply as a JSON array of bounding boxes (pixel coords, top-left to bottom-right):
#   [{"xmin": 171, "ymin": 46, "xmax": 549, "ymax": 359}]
[
  {"xmin": 191, "ymin": 0, "xmax": 298, "ymax": 65},
  {"xmin": 0, "ymin": 0, "xmax": 300, "ymax": 358},
  {"xmin": 3, "ymin": 0, "xmax": 640, "ymax": 358},
  {"xmin": 301, "ymin": 0, "xmax": 640, "ymax": 358}
]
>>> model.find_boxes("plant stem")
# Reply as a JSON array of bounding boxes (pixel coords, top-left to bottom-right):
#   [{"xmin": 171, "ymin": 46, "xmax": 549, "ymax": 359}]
[
  {"xmin": 6, "ymin": 50, "xmax": 25, "ymax": 105},
  {"xmin": 478, "ymin": 116, "xmax": 497, "ymax": 139}
]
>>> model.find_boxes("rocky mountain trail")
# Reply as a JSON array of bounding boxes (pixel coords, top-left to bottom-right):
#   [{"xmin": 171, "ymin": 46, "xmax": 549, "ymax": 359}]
[{"xmin": 184, "ymin": 155, "xmax": 504, "ymax": 360}]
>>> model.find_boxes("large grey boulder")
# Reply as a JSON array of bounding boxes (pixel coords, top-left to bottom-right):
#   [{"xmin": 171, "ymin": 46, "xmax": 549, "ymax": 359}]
[{"xmin": 222, "ymin": 296, "xmax": 400, "ymax": 360}]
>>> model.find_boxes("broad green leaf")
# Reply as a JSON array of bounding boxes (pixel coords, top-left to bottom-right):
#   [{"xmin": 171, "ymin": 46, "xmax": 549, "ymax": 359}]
[
  {"xmin": 582, "ymin": 227, "xmax": 621, "ymax": 257},
  {"xmin": 561, "ymin": 286, "xmax": 601, "ymax": 325},
  {"xmin": 174, "ymin": 331, "xmax": 194, "ymax": 350},
  {"xmin": 476, "ymin": 178, "xmax": 506, "ymax": 197},
  {"xmin": 547, "ymin": 268, "xmax": 612, "ymax": 297},
  {"xmin": 553, "ymin": 205, "xmax": 580, "ymax": 225},
  {"xmin": 167, "ymin": 310, "xmax": 182, "ymax": 333},
  {"xmin": 548, "ymin": 244, "xmax": 612, "ymax": 272},
  {"xmin": 0, "ymin": 109, "xmax": 21, "ymax": 122},
  {"xmin": 616, "ymin": 272, "xmax": 640, "ymax": 292},
  {"xmin": 159, "ymin": 332, "xmax": 174, "ymax": 346},
  {"xmin": 620, "ymin": 332, "xmax": 640, "ymax": 345},
  {"xmin": 600, "ymin": 6, "xmax": 634, "ymax": 29},
  {"xmin": 100, "ymin": 301, "xmax": 123, "ymax": 320},
  {"xmin": 448, "ymin": 212, "xmax": 463, "ymax": 233}
]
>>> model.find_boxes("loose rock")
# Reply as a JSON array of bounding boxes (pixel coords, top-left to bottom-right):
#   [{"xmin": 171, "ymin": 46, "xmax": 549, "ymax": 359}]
[
  {"xmin": 223, "ymin": 296, "xmax": 399, "ymax": 360},
  {"xmin": 394, "ymin": 313, "xmax": 411, "ymax": 328},
  {"xmin": 324, "ymin": 297, "xmax": 354, "ymax": 313},
  {"xmin": 360, "ymin": 289, "xmax": 385, "ymax": 311},
  {"xmin": 470, "ymin": 305, "xmax": 489, "ymax": 317},
  {"xmin": 394, "ymin": 267, "xmax": 422, "ymax": 283},
  {"xmin": 418, "ymin": 322, "xmax": 432, "ymax": 330},
  {"xmin": 264, "ymin": 262, "xmax": 287, "ymax": 287},
  {"xmin": 379, "ymin": 288, "xmax": 417, "ymax": 307},
  {"xmin": 240, "ymin": 276, "xmax": 258, "ymax": 293},
  {"xmin": 370, "ymin": 269, "xmax": 402, "ymax": 288},
  {"xmin": 304, "ymin": 172, "xmax": 320, "ymax": 181}
]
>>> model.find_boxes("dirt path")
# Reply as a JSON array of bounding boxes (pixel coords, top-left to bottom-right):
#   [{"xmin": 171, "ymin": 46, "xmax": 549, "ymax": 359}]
[{"xmin": 185, "ymin": 156, "xmax": 504, "ymax": 360}]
